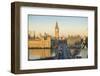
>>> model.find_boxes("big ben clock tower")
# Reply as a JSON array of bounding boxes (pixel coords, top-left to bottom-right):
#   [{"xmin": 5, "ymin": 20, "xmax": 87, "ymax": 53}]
[{"xmin": 55, "ymin": 22, "xmax": 59, "ymax": 40}]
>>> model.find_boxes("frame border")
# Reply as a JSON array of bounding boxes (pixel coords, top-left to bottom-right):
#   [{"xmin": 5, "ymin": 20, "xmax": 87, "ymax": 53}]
[{"xmin": 11, "ymin": 2, "xmax": 98, "ymax": 74}]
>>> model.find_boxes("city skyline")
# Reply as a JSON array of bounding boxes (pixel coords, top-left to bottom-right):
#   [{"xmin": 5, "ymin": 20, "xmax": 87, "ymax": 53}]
[{"xmin": 28, "ymin": 15, "xmax": 88, "ymax": 37}]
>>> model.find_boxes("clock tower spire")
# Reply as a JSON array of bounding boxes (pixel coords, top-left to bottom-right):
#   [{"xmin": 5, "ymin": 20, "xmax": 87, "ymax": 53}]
[{"xmin": 55, "ymin": 21, "xmax": 59, "ymax": 39}]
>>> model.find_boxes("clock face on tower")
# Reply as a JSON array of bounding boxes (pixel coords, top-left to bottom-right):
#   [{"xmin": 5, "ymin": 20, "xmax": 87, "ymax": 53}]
[{"xmin": 55, "ymin": 29, "xmax": 59, "ymax": 32}]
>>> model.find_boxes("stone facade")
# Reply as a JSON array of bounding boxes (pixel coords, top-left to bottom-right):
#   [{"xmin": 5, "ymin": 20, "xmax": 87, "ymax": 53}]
[{"xmin": 28, "ymin": 35, "xmax": 51, "ymax": 48}]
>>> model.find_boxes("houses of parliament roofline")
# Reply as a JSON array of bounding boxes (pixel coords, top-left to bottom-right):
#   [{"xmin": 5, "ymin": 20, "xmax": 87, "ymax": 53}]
[{"xmin": 28, "ymin": 22, "xmax": 83, "ymax": 48}]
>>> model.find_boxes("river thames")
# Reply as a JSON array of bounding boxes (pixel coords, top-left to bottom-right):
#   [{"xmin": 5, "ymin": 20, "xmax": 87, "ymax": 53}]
[{"xmin": 28, "ymin": 48, "xmax": 88, "ymax": 60}]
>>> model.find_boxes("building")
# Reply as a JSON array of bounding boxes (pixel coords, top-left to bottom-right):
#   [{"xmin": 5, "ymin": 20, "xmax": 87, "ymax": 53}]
[
  {"xmin": 55, "ymin": 22, "xmax": 59, "ymax": 40},
  {"xmin": 67, "ymin": 35, "xmax": 82, "ymax": 47},
  {"xmin": 28, "ymin": 34, "xmax": 51, "ymax": 49},
  {"xmin": 29, "ymin": 22, "xmax": 60, "ymax": 49}
]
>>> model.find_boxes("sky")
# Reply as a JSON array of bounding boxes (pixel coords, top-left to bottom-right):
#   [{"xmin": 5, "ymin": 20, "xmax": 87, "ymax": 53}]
[{"xmin": 28, "ymin": 15, "xmax": 88, "ymax": 37}]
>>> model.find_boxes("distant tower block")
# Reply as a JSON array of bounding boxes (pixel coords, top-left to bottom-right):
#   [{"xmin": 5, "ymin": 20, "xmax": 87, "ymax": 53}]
[{"xmin": 55, "ymin": 22, "xmax": 59, "ymax": 39}]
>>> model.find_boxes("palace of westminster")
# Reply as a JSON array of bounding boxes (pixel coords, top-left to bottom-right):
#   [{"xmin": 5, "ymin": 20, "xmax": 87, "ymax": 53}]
[{"xmin": 28, "ymin": 22, "xmax": 82, "ymax": 49}]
